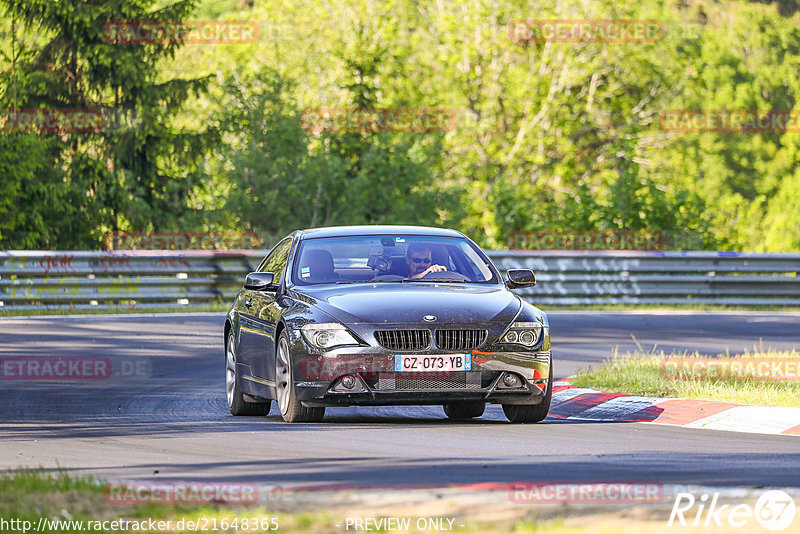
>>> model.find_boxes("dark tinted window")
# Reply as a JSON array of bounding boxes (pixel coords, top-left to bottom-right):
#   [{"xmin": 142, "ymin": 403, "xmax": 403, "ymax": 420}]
[
  {"xmin": 257, "ymin": 238, "xmax": 293, "ymax": 285},
  {"xmin": 292, "ymin": 235, "xmax": 498, "ymax": 285}
]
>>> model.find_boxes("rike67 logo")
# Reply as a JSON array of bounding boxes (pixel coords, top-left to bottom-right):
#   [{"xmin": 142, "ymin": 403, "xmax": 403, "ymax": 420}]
[{"xmin": 669, "ymin": 490, "xmax": 796, "ymax": 531}]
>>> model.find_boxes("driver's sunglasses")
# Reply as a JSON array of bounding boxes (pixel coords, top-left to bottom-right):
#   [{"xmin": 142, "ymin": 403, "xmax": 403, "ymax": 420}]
[{"xmin": 411, "ymin": 257, "xmax": 432, "ymax": 264}]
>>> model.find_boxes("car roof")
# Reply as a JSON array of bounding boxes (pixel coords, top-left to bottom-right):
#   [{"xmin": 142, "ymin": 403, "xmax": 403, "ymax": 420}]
[{"xmin": 297, "ymin": 225, "xmax": 466, "ymax": 239}]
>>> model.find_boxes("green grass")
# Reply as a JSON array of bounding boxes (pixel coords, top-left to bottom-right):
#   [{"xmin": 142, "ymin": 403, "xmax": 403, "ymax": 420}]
[
  {"xmin": 0, "ymin": 304, "xmax": 229, "ymax": 317},
  {"xmin": 0, "ymin": 469, "xmax": 288, "ymax": 533},
  {"xmin": 0, "ymin": 468, "xmax": 100, "ymax": 493},
  {"xmin": 572, "ymin": 347, "xmax": 800, "ymax": 407},
  {"xmin": 0, "ymin": 469, "xmax": 676, "ymax": 533}
]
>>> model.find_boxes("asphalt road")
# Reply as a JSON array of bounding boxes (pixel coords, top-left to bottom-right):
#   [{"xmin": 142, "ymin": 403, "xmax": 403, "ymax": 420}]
[{"xmin": 1, "ymin": 311, "xmax": 799, "ymax": 488}]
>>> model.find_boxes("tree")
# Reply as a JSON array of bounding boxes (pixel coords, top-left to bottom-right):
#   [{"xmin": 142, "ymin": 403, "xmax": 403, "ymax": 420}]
[
  {"xmin": 0, "ymin": 0, "xmax": 215, "ymax": 249},
  {"xmin": 212, "ymin": 65, "xmax": 450, "ymax": 239}
]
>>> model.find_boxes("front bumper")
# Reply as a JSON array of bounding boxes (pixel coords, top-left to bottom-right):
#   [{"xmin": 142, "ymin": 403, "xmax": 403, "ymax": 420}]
[
  {"xmin": 288, "ymin": 331, "xmax": 552, "ymax": 407},
  {"xmin": 297, "ymin": 369, "xmax": 550, "ymax": 407}
]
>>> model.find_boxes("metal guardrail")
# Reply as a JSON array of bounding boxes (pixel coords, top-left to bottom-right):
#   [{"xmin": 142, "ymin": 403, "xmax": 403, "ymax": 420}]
[
  {"xmin": 490, "ymin": 250, "xmax": 800, "ymax": 306},
  {"xmin": 0, "ymin": 250, "xmax": 798, "ymax": 310},
  {"xmin": 0, "ymin": 250, "xmax": 260, "ymax": 311}
]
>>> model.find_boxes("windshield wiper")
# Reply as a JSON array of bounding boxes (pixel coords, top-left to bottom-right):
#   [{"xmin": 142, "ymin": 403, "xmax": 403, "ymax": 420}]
[
  {"xmin": 333, "ymin": 279, "xmax": 402, "ymax": 284},
  {"xmin": 403, "ymin": 277, "xmax": 466, "ymax": 283}
]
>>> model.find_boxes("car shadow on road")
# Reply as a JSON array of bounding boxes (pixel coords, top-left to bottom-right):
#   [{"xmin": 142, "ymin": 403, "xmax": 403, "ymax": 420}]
[{"xmin": 37, "ymin": 451, "xmax": 800, "ymax": 489}]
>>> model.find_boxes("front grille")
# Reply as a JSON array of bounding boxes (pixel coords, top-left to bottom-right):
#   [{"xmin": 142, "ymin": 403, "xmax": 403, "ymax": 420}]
[
  {"xmin": 395, "ymin": 372, "xmax": 467, "ymax": 390},
  {"xmin": 375, "ymin": 329, "xmax": 431, "ymax": 351},
  {"xmin": 376, "ymin": 371, "xmax": 497, "ymax": 391},
  {"xmin": 435, "ymin": 329, "xmax": 488, "ymax": 351}
]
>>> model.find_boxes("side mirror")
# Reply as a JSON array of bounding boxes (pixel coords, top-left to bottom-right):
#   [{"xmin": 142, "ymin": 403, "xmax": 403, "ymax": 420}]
[
  {"xmin": 244, "ymin": 272, "xmax": 276, "ymax": 291},
  {"xmin": 506, "ymin": 269, "xmax": 536, "ymax": 289}
]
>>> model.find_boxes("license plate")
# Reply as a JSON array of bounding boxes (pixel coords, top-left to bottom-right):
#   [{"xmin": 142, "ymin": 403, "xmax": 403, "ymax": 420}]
[{"xmin": 395, "ymin": 354, "xmax": 471, "ymax": 372}]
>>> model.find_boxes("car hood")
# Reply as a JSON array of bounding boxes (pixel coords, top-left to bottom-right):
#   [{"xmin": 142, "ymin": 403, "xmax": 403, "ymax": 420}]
[{"xmin": 291, "ymin": 283, "xmax": 521, "ymax": 326}]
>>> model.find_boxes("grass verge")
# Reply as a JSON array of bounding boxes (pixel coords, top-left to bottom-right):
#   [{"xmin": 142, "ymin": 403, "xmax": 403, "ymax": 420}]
[
  {"xmin": 572, "ymin": 347, "xmax": 800, "ymax": 407},
  {"xmin": 0, "ymin": 469, "xmax": 695, "ymax": 533}
]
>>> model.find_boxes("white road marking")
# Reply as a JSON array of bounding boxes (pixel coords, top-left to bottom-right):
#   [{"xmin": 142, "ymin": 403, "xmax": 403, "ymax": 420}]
[{"xmin": 685, "ymin": 406, "xmax": 800, "ymax": 434}]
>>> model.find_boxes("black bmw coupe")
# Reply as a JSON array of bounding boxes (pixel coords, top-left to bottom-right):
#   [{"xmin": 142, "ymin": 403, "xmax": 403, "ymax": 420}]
[{"xmin": 225, "ymin": 225, "xmax": 552, "ymax": 423}]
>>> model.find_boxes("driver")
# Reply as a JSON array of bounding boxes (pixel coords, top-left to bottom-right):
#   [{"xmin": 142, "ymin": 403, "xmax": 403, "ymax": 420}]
[{"xmin": 406, "ymin": 243, "xmax": 447, "ymax": 279}]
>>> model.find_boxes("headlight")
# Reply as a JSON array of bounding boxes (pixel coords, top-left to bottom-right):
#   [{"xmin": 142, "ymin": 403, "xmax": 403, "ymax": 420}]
[
  {"xmin": 500, "ymin": 322, "xmax": 543, "ymax": 348},
  {"xmin": 301, "ymin": 323, "xmax": 360, "ymax": 349}
]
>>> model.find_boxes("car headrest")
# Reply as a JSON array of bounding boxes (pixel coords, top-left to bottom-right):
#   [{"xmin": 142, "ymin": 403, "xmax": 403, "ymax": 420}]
[{"xmin": 303, "ymin": 249, "xmax": 336, "ymax": 279}]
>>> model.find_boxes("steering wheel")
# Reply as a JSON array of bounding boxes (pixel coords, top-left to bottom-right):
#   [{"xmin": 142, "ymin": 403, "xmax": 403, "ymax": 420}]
[
  {"xmin": 371, "ymin": 274, "xmax": 404, "ymax": 282},
  {"xmin": 420, "ymin": 270, "xmax": 470, "ymax": 281}
]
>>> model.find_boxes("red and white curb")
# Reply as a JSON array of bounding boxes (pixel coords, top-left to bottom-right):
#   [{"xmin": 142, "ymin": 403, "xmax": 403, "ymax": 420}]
[{"xmin": 550, "ymin": 378, "xmax": 800, "ymax": 436}]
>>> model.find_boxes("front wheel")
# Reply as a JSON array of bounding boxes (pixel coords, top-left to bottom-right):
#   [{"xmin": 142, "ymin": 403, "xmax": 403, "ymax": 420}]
[
  {"xmin": 275, "ymin": 331, "xmax": 325, "ymax": 423},
  {"xmin": 226, "ymin": 331, "xmax": 270, "ymax": 416},
  {"xmin": 502, "ymin": 364, "xmax": 553, "ymax": 423}
]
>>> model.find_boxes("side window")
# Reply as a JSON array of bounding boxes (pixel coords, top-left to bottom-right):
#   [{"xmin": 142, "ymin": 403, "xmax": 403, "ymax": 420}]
[{"xmin": 257, "ymin": 238, "xmax": 293, "ymax": 285}]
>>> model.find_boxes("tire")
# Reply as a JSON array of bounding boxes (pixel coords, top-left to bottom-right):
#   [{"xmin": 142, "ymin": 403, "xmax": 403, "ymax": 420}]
[
  {"xmin": 443, "ymin": 401, "xmax": 486, "ymax": 419},
  {"xmin": 275, "ymin": 331, "xmax": 325, "ymax": 423},
  {"xmin": 502, "ymin": 363, "xmax": 553, "ymax": 423},
  {"xmin": 226, "ymin": 330, "xmax": 271, "ymax": 416}
]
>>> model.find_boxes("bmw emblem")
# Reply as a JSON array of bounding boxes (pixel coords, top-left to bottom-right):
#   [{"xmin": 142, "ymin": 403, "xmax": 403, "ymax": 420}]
[{"xmin": 423, "ymin": 315, "xmax": 437, "ymax": 322}]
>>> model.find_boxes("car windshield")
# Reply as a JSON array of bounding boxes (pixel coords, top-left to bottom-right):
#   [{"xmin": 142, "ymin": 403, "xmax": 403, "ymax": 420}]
[{"xmin": 292, "ymin": 235, "xmax": 498, "ymax": 286}]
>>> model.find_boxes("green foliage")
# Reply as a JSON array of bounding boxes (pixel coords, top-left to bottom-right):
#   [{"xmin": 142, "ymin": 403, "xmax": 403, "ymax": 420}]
[
  {"xmin": 210, "ymin": 65, "xmax": 452, "ymax": 240},
  {"xmin": 0, "ymin": 0, "xmax": 215, "ymax": 249},
  {"xmin": 0, "ymin": 0, "xmax": 799, "ymax": 251},
  {"xmin": 0, "ymin": 132, "xmax": 57, "ymax": 247}
]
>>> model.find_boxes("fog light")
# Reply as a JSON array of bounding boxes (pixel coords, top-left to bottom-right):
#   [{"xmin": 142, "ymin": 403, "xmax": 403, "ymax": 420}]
[
  {"xmin": 341, "ymin": 375, "xmax": 357, "ymax": 389},
  {"xmin": 503, "ymin": 374, "xmax": 520, "ymax": 387}
]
